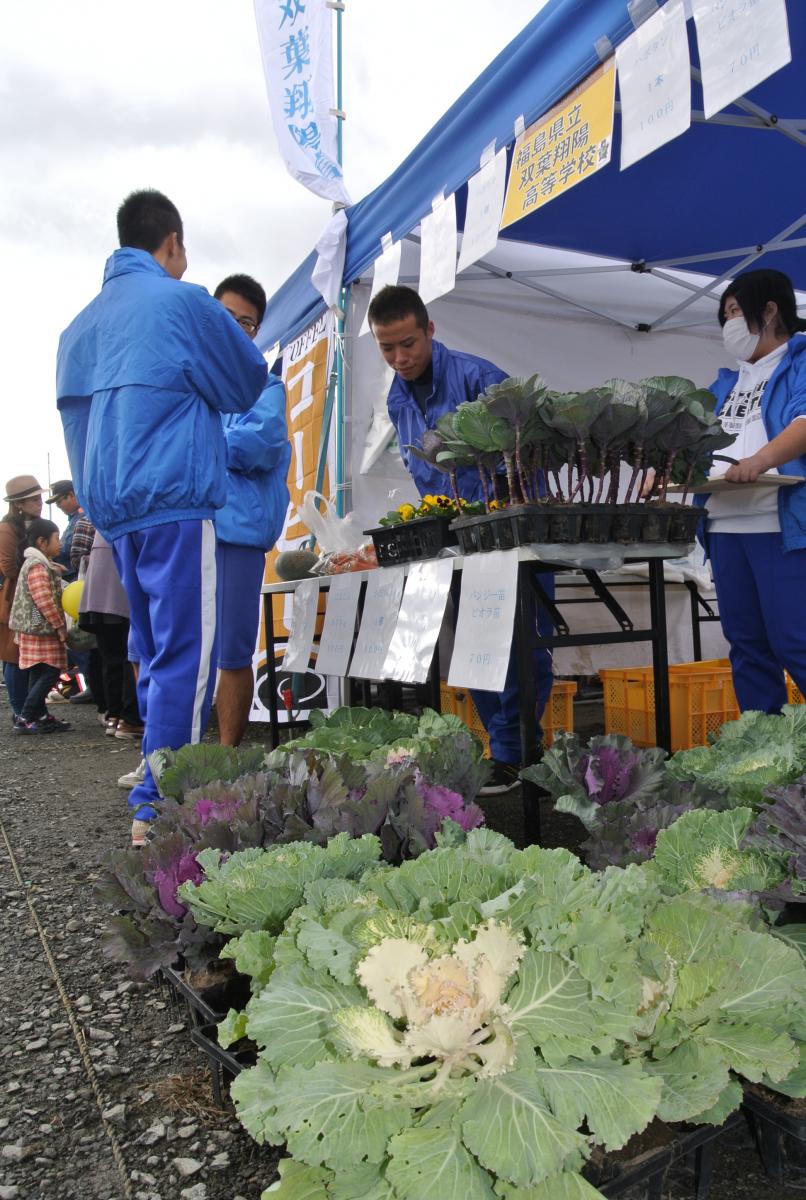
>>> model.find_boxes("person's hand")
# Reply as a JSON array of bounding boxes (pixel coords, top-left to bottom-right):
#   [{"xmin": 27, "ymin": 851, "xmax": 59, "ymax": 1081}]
[
  {"xmin": 724, "ymin": 455, "xmax": 765, "ymax": 483},
  {"xmin": 51, "ymin": 562, "xmax": 67, "ymax": 576},
  {"xmin": 57, "ymin": 627, "xmax": 67, "ymax": 643},
  {"xmin": 639, "ymin": 468, "xmax": 657, "ymax": 498}
]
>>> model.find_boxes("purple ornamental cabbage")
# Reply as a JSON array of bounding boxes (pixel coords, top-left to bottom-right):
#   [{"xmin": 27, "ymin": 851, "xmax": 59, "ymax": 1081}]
[
  {"xmin": 193, "ymin": 795, "xmax": 250, "ymax": 827},
  {"xmin": 415, "ymin": 776, "xmax": 484, "ymax": 833},
  {"xmin": 150, "ymin": 850, "xmax": 204, "ymax": 919}
]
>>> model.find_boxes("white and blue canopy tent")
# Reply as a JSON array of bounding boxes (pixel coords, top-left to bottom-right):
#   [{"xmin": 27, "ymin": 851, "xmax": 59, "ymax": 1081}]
[{"xmin": 261, "ymin": 0, "xmax": 806, "ymax": 528}]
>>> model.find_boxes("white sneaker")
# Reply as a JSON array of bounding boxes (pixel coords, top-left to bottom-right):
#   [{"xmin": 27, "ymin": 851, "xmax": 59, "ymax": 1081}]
[
  {"xmin": 47, "ymin": 689, "xmax": 68, "ymax": 704},
  {"xmin": 118, "ymin": 758, "xmax": 146, "ymax": 790}
]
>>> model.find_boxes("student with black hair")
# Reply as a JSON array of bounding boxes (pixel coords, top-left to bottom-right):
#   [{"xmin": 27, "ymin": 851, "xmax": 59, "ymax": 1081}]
[
  {"xmin": 9, "ymin": 519, "xmax": 70, "ymax": 734},
  {"xmin": 57, "ymin": 189, "xmax": 268, "ymax": 841},
  {"xmin": 696, "ymin": 268, "xmax": 806, "ymax": 712},
  {"xmin": 212, "ymin": 274, "xmax": 290, "ymax": 746}
]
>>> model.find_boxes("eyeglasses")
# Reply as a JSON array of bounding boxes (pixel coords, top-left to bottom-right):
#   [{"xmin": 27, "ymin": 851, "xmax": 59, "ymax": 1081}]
[{"xmin": 225, "ymin": 308, "xmax": 259, "ymax": 336}]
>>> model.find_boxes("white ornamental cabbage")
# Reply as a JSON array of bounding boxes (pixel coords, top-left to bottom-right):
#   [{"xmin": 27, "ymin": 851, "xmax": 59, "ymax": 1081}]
[{"xmin": 351, "ymin": 920, "xmax": 523, "ymax": 1086}]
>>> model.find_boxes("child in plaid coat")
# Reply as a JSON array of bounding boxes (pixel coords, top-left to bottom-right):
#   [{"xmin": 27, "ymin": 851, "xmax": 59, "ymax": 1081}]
[{"xmin": 10, "ymin": 519, "xmax": 70, "ymax": 733}]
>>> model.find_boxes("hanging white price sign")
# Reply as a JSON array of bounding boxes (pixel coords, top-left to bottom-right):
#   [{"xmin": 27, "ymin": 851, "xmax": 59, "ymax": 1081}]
[
  {"xmin": 348, "ymin": 566, "xmax": 406, "ymax": 679},
  {"xmin": 281, "ymin": 578, "xmax": 320, "ymax": 673},
  {"xmin": 448, "ymin": 550, "xmax": 518, "ymax": 692},
  {"xmin": 418, "ymin": 193, "xmax": 458, "ymax": 305},
  {"xmin": 315, "ymin": 574, "xmax": 362, "ymax": 677},
  {"xmin": 457, "ymin": 146, "xmax": 507, "ymax": 273},
  {"xmin": 691, "ymin": 0, "xmax": 791, "ymax": 120},
  {"xmin": 382, "ymin": 559, "xmax": 454, "ymax": 683},
  {"xmin": 617, "ymin": 0, "xmax": 691, "ymax": 170}
]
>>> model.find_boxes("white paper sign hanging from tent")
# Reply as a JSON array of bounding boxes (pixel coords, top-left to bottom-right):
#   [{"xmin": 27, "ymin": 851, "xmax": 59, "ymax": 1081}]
[
  {"xmin": 448, "ymin": 550, "xmax": 518, "ymax": 692},
  {"xmin": 359, "ymin": 233, "xmax": 402, "ymax": 336},
  {"xmin": 382, "ymin": 560, "xmax": 454, "ymax": 684},
  {"xmin": 418, "ymin": 193, "xmax": 458, "ymax": 305},
  {"xmin": 348, "ymin": 565, "xmax": 406, "ymax": 679},
  {"xmin": 314, "ymin": 573, "xmax": 362, "ymax": 676},
  {"xmin": 281, "ymin": 578, "xmax": 321, "ymax": 673},
  {"xmin": 617, "ymin": 0, "xmax": 691, "ymax": 170},
  {"xmin": 691, "ymin": 0, "xmax": 791, "ymax": 120},
  {"xmin": 457, "ymin": 144, "xmax": 507, "ymax": 273}
]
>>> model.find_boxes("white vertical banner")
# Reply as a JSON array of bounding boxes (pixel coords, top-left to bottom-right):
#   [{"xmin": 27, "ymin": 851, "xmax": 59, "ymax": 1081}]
[
  {"xmin": 691, "ymin": 0, "xmax": 791, "ymax": 120},
  {"xmin": 359, "ymin": 234, "xmax": 402, "ymax": 336},
  {"xmin": 448, "ymin": 550, "xmax": 519, "ymax": 692},
  {"xmin": 253, "ymin": 0, "xmax": 350, "ymax": 204},
  {"xmin": 349, "ymin": 566, "xmax": 406, "ymax": 679},
  {"xmin": 315, "ymin": 573, "xmax": 362, "ymax": 676},
  {"xmin": 281, "ymin": 578, "xmax": 320, "ymax": 672},
  {"xmin": 382, "ymin": 560, "xmax": 454, "ymax": 684},
  {"xmin": 418, "ymin": 192, "xmax": 458, "ymax": 305},
  {"xmin": 457, "ymin": 144, "xmax": 507, "ymax": 274},
  {"xmin": 617, "ymin": 0, "xmax": 692, "ymax": 170}
]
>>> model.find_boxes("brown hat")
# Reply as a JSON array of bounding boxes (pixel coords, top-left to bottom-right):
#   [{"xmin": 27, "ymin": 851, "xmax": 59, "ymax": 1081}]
[{"xmin": 4, "ymin": 474, "xmax": 45, "ymax": 504}]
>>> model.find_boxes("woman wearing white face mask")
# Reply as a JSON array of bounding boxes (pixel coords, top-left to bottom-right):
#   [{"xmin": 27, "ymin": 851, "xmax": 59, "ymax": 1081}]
[{"xmin": 696, "ymin": 268, "xmax": 806, "ymax": 713}]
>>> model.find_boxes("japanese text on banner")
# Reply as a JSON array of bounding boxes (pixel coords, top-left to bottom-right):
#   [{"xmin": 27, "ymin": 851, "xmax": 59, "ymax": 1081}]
[
  {"xmin": 500, "ymin": 61, "xmax": 616, "ymax": 229},
  {"xmin": 253, "ymin": 0, "xmax": 350, "ymax": 204}
]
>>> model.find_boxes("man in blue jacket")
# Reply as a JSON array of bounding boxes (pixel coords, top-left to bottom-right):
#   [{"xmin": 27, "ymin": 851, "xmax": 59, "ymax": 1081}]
[
  {"xmin": 368, "ymin": 285, "xmax": 553, "ymax": 794},
  {"xmin": 212, "ymin": 274, "xmax": 291, "ymax": 745},
  {"xmin": 56, "ymin": 190, "xmax": 268, "ymax": 844}
]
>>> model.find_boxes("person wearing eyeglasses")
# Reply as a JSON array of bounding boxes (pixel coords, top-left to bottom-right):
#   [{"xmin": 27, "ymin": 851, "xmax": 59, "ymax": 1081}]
[
  {"xmin": 56, "ymin": 190, "xmax": 268, "ymax": 846},
  {"xmin": 211, "ymin": 275, "xmax": 291, "ymax": 745}
]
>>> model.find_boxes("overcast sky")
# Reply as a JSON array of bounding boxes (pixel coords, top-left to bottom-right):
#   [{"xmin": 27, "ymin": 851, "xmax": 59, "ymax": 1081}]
[{"xmin": 1, "ymin": 0, "xmax": 546, "ymax": 521}]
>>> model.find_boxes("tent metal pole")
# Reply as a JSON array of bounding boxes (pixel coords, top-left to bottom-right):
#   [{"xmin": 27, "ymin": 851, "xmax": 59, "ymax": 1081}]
[
  {"xmin": 646, "ymin": 235, "xmax": 806, "ymax": 269},
  {"xmin": 334, "ymin": 0, "xmax": 346, "ymax": 515},
  {"xmin": 690, "ymin": 66, "xmax": 806, "ymax": 150},
  {"xmin": 650, "ymin": 212, "xmax": 806, "ymax": 329}
]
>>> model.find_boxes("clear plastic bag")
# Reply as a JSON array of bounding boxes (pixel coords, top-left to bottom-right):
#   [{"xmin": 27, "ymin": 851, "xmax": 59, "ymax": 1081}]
[{"xmin": 298, "ymin": 490, "xmax": 365, "ymax": 553}]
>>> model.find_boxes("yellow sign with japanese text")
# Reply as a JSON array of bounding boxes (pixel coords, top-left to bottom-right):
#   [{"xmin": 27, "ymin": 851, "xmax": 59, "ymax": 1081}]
[{"xmin": 500, "ymin": 60, "xmax": 616, "ymax": 229}]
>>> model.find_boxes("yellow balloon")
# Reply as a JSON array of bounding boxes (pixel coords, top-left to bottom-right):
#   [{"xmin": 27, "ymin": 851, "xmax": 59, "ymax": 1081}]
[{"xmin": 62, "ymin": 580, "xmax": 84, "ymax": 620}]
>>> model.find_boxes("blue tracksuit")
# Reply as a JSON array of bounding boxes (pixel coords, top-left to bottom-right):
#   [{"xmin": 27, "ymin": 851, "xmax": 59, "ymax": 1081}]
[
  {"xmin": 57, "ymin": 248, "xmax": 268, "ymax": 818},
  {"xmin": 695, "ymin": 335, "xmax": 806, "ymax": 713},
  {"xmin": 386, "ymin": 340, "xmax": 553, "ymax": 762}
]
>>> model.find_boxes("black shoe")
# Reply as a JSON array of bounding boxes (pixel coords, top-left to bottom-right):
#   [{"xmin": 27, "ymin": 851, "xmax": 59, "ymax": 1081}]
[
  {"xmin": 478, "ymin": 760, "xmax": 520, "ymax": 796},
  {"xmin": 31, "ymin": 715, "xmax": 71, "ymax": 734},
  {"xmin": 69, "ymin": 690, "xmax": 94, "ymax": 705}
]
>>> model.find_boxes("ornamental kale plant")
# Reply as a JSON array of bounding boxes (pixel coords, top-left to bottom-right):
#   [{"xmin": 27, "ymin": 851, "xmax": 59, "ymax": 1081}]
[
  {"xmin": 744, "ymin": 775, "xmax": 806, "ymax": 903},
  {"xmin": 218, "ymin": 827, "xmax": 806, "ymax": 1200},
  {"xmin": 666, "ymin": 705, "xmax": 806, "ymax": 807}
]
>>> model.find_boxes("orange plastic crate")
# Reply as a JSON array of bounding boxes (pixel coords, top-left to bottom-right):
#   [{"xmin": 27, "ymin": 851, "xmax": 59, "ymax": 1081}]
[
  {"xmin": 787, "ymin": 675, "xmax": 804, "ymax": 705},
  {"xmin": 440, "ymin": 679, "xmax": 577, "ymax": 755},
  {"xmin": 599, "ymin": 659, "xmax": 739, "ymax": 752}
]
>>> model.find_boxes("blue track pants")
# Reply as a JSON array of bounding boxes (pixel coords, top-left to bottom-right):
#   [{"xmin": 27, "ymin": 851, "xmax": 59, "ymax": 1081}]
[
  {"xmin": 709, "ymin": 531, "xmax": 806, "ymax": 714},
  {"xmin": 470, "ymin": 574, "xmax": 555, "ymax": 765},
  {"xmin": 113, "ymin": 520, "xmax": 218, "ymax": 820}
]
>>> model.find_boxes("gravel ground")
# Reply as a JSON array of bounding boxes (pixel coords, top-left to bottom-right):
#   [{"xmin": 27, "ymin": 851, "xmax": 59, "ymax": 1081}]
[{"xmin": 0, "ymin": 693, "xmax": 796, "ymax": 1200}]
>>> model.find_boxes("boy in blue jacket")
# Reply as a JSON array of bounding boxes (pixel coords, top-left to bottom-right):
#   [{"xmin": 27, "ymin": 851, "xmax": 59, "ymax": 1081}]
[
  {"xmin": 212, "ymin": 274, "xmax": 291, "ymax": 746},
  {"xmin": 56, "ymin": 190, "xmax": 268, "ymax": 844},
  {"xmin": 368, "ymin": 285, "xmax": 553, "ymax": 794}
]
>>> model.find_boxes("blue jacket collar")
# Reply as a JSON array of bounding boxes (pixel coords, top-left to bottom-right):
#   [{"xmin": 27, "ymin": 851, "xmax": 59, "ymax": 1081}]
[
  {"xmin": 395, "ymin": 338, "xmax": 447, "ymax": 402},
  {"xmin": 103, "ymin": 247, "xmax": 170, "ymax": 285}
]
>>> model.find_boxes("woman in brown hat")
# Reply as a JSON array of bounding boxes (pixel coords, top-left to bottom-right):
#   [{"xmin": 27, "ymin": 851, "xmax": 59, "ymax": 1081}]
[{"xmin": 1, "ymin": 475, "xmax": 45, "ymax": 725}]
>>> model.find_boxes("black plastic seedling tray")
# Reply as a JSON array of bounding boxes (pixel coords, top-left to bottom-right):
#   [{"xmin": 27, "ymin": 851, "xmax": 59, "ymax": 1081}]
[
  {"xmin": 743, "ymin": 1087, "xmax": 806, "ymax": 1188},
  {"xmin": 191, "ymin": 1021, "xmax": 258, "ymax": 1107}
]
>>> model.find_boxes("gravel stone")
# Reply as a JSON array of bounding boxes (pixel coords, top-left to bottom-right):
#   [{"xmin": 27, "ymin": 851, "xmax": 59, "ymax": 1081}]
[{"xmin": 173, "ymin": 1157, "xmax": 203, "ymax": 1177}]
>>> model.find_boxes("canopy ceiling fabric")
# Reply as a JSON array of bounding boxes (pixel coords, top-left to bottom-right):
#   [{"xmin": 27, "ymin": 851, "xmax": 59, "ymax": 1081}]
[{"xmin": 260, "ymin": 0, "xmax": 806, "ymax": 351}]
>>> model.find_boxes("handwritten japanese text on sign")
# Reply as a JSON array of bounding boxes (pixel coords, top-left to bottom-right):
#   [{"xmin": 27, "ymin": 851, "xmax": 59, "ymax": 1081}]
[
  {"xmin": 315, "ymin": 574, "xmax": 362, "ymax": 677},
  {"xmin": 382, "ymin": 560, "xmax": 454, "ymax": 684},
  {"xmin": 500, "ymin": 61, "xmax": 616, "ymax": 229},
  {"xmin": 448, "ymin": 550, "xmax": 518, "ymax": 692},
  {"xmin": 349, "ymin": 567, "xmax": 406, "ymax": 680}
]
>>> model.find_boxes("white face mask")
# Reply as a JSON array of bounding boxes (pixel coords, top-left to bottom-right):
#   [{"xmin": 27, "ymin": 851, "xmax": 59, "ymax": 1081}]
[{"xmin": 722, "ymin": 314, "xmax": 760, "ymax": 362}]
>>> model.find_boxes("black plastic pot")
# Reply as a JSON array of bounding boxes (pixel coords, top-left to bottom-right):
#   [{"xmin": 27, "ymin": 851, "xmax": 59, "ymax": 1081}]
[
  {"xmin": 668, "ymin": 503, "xmax": 707, "ymax": 544},
  {"xmin": 612, "ymin": 503, "xmax": 646, "ymax": 545},
  {"xmin": 585, "ymin": 1114, "xmax": 742, "ymax": 1199},
  {"xmin": 577, "ymin": 504, "xmax": 614, "ymax": 544},
  {"xmin": 161, "ymin": 963, "xmax": 250, "ymax": 1028},
  {"xmin": 190, "ymin": 1021, "xmax": 258, "ymax": 1107},
  {"xmin": 743, "ymin": 1086, "xmax": 806, "ymax": 1187},
  {"xmin": 450, "ymin": 504, "xmax": 551, "ymax": 554},
  {"xmin": 365, "ymin": 516, "xmax": 457, "ymax": 566},
  {"xmin": 641, "ymin": 503, "xmax": 674, "ymax": 543},
  {"xmin": 545, "ymin": 503, "xmax": 584, "ymax": 543}
]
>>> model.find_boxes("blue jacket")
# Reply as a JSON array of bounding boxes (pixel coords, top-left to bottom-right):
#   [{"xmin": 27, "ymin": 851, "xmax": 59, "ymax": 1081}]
[
  {"xmin": 695, "ymin": 334, "xmax": 806, "ymax": 553},
  {"xmin": 56, "ymin": 509, "xmax": 81, "ymax": 580},
  {"xmin": 217, "ymin": 376, "xmax": 291, "ymax": 550},
  {"xmin": 386, "ymin": 339, "xmax": 508, "ymax": 500},
  {"xmin": 56, "ymin": 248, "xmax": 268, "ymax": 542}
]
